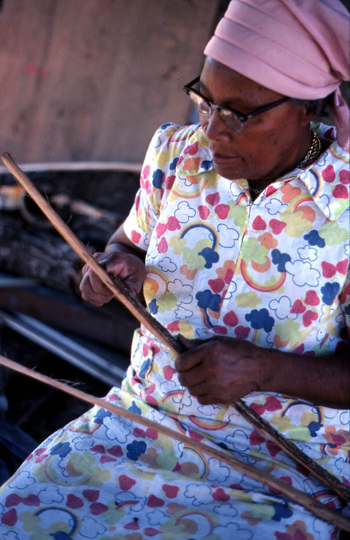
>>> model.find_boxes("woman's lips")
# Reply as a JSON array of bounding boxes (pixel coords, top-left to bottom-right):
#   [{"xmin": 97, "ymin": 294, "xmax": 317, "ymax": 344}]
[{"xmin": 212, "ymin": 152, "xmax": 241, "ymax": 164}]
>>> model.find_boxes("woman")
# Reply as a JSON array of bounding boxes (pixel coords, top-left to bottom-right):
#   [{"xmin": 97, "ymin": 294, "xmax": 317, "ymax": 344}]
[{"xmin": 0, "ymin": 0, "xmax": 349, "ymax": 538}]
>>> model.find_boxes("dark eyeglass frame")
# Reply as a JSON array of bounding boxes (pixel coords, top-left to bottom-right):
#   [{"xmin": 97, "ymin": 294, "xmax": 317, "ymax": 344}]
[{"xmin": 182, "ymin": 76, "xmax": 290, "ymax": 131}]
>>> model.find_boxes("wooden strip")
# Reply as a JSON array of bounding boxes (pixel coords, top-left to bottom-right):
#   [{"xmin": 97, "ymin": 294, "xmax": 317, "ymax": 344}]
[
  {"xmin": 2, "ymin": 151, "xmax": 349, "ymax": 504},
  {"xmin": 0, "ymin": 160, "xmax": 143, "ymax": 174},
  {"xmin": 0, "ymin": 354, "xmax": 349, "ymax": 532},
  {"xmin": 233, "ymin": 401, "xmax": 350, "ymax": 502}
]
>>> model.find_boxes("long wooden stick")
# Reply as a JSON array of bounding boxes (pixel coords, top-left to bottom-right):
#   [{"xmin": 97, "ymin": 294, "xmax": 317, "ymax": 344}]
[
  {"xmin": 0, "ymin": 354, "xmax": 349, "ymax": 532},
  {"xmin": 2, "ymin": 152, "xmax": 349, "ymax": 504},
  {"xmin": 1, "ymin": 153, "xmax": 182, "ymax": 355},
  {"xmin": 232, "ymin": 401, "xmax": 350, "ymax": 502}
]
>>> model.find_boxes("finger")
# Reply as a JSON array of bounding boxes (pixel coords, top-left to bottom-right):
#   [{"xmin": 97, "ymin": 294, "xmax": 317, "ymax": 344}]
[
  {"xmin": 175, "ymin": 349, "xmax": 203, "ymax": 373},
  {"xmin": 175, "ymin": 340, "xmax": 213, "ymax": 372},
  {"xmin": 80, "ymin": 272, "xmax": 112, "ymax": 304},
  {"xmin": 195, "ymin": 394, "xmax": 219, "ymax": 406},
  {"xmin": 119, "ymin": 271, "xmax": 142, "ymax": 294},
  {"xmin": 81, "ymin": 287, "xmax": 112, "ymax": 304},
  {"xmin": 186, "ymin": 382, "xmax": 208, "ymax": 398},
  {"xmin": 106, "ymin": 270, "xmax": 140, "ymax": 296},
  {"xmin": 81, "ymin": 263, "xmax": 89, "ymax": 276},
  {"xmin": 178, "ymin": 367, "xmax": 206, "ymax": 389},
  {"xmin": 81, "ymin": 253, "xmax": 110, "ymax": 279},
  {"xmin": 94, "ymin": 251, "xmax": 112, "ymax": 264},
  {"xmin": 80, "ymin": 276, "xmax": 111, "ymax": 300},
  {"xmin": 80, "ymin": 285, "xmax": 109, "ymax": 305},
  {"xmin": 106, "ymin": 262, "xmax": 137, "ymax": 285},
  {"xmin": 80, "ymin": 295, "xmax": 106, "ymax": 307},
  {"xmin": 88, "ymin": 268, "xmax": 112, "ymax": 295},
  {"xmin": 79, "ymin": 272, "xmax": 92, "ymax": 293}
]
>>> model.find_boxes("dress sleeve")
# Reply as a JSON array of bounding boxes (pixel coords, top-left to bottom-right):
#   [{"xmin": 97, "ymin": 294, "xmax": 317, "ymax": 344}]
[{"xmin": 123, "ymin": 122, "xmax": 181, "ymax": 251}]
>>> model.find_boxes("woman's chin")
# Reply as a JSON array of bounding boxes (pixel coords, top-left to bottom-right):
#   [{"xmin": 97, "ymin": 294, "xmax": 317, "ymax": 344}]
[{"xmin": 213, "ymin": 159, "xmax": 246, "ymax": 181}]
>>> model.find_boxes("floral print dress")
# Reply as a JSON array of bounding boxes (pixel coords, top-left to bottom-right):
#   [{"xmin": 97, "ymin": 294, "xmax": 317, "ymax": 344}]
[{"xmin": 0, "ymin": 123, "xmax": 349, "ymax": 540}]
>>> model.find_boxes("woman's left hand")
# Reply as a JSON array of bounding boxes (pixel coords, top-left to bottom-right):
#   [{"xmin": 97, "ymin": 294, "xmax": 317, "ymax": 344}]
[{"xmin": 175, "ymin": 337, "xmax": 267, "ymax": 404}]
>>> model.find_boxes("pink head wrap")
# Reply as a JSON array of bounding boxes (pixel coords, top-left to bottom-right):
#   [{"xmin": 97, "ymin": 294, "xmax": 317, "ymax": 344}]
[{"xmin": 204, "ymin": 0, "xmax": 350, "ymax": 149}]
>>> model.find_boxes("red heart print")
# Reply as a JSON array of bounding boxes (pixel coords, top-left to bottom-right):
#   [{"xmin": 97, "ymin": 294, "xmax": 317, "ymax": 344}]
[
  {"xmin": 223, "ymin": 310, "xmax": 238, "ymax": 327},
  {"xmin": 322, "ymin": 165, "xmax": 335, "ymax": 183},
  {"xmin": 291, "ymin": 300, "xmax": 306, "ymax": 314},
  {"xmin": 67, "ymin": 494, "xmax": 84, "ymax": 509},
  {"xmin": 269, "ymin": 219, "xmax": 287, "ymax": 234},
  {"xmin": 156, "ymin": 223, "xmax": 167, "ymax": 238},
  {"xmin": 212, "ymin": 325, "xmax": 228, "ymax": 335},
  {"xmin": 184, "ymin": 142, "xmax": 199, "ymax": 155},
  {"xmin": 198, "ymin": 205, "xmax": 210, "ymax": 219},
  {"xmin": 336, "ymin": 259, "xmax": 349, "ymax": 275},
  {"xmin": 215, "ymin": 204, "xmax": 230, "ymax": 219},
  {"xmin": 234, "ymin": 326, "xmax": 250, "ymax": 339},
  {"xmin": 206, "ymin": 193, "xmax": 220, "ymax": 206},
  {"xmin": 147, "ymin": 494, "xmax": 164, "ymax": 507},
  {"xmin": 131, "ymin": 230, "xmax": 141, "ymax": 243},
  {"xmin": 107, "ymin": 445, "xmax": 123, "ymax": 457},
  {"xmin": 83, "ymin": 489, "xmax": 100, "ymax": 502},
  {"xmin": 303, "ymin": 310, "xmax": 318, "ymax": 327},
  {"xmin": 265, "ymin": 396, "xmax": 283, "ymax": 411},
  {"xmin": 250, "ymin": 402, "xmax": 265, "ymax": 415},
  {"xmin": 125, "ymin": 521, "xmax": 140, "ymax": 530},
  {"xmin": 119, "ymin": 475, "xmax": 136, "ymax": 491},
  {"xmin": 321, "ymin": 261, "xmax": 336, "ymax": 278},
  {"xmin": 90, "ymin": 502, "xmax": 109, "ymax": 515},
  {"xmin": 157, "ymin": 237, "xmax": 168, "ymax": 253},
  {"xmin": 91, "ymin": 445, "xmax": 105, "ymax": 454},
  {"xmin": 212, "ymin": 488, "xmax": 230, "ymax": 502},
  {"xmin": 266, "ymin": 441, "xmax": 281, "ymax": 456},
  {"xmin": 333, "ymin": 184, "xmax": 348, "ymax": 199},
  {"xmin": 163, "ymin": 366, "xmax": 176, "ymax": 380},
  {"xmin": 1, "ymin": 509, "xmax": 17, "ymax": 526},
  {"xmin": 252, "ymin": 216, "xmax": 266, "ymax": 231},
  {"xmin": 167, "ymin": 217, "xmax": 181, "ymax": 231},
  {"xmin": 250, "ymin": 431, "xmax": 265, "ymax": 445},
  {"xmin": 162, "ymin": 484, "xmax": 179, "ymax": 498},
  {"xmin": 100, "ymin": 455, "xmax": 116, "ymax": 463},
  {"xmin": 304, "ymin": 290, "xmax": 320, "ymax": 306},
  {"xmin": 208, "ymin": 278, "xmax": 225, "ymax": 293},
  {"xmin": 340, "ymin": 170, "xmax": 350, "ymax": 185}
]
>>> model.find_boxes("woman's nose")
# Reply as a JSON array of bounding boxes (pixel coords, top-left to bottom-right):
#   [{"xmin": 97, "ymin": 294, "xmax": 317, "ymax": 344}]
[{"xmin": 202, "ymin": 109, "xmax": 231, "ymax": 142}]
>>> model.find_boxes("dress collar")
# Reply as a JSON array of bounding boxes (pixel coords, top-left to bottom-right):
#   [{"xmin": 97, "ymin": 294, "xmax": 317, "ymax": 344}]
[
  {"xmin": 184, "ymin": 124, "xmax": 349, "ymax": 220},
  {"xmin": 297, "ymin": 124, "xmax": 349, "ymax": 221}
]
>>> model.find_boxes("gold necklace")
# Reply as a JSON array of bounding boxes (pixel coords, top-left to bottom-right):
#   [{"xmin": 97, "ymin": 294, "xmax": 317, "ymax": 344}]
[
  {"xmin": 297, "ymin": 129, "xmax": 321, "ymax": 169},
  {"xmin": 249, "ymin": 185, "xmax": 265, "ymax": 194}
]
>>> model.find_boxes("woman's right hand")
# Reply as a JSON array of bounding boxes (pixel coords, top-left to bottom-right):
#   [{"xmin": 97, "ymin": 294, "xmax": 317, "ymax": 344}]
[{"xmin": 80, "ymin": 250, "xmax": 146, "ymax": 306}]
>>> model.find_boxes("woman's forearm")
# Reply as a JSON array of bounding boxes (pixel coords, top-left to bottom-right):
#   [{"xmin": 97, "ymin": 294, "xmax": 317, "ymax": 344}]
[
  {"xmin": 262, "ymin": 347, "xmax": 350, "ymax": 409},
  {"xmin": 105, "ymin": 223, "xmax": 145, "ymax": 259}
]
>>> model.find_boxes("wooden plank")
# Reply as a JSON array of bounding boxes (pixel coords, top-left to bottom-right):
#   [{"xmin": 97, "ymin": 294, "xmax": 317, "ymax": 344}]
[{"xmin": 0, "ymin": 0, "xmax": 219, "ymax": 163}]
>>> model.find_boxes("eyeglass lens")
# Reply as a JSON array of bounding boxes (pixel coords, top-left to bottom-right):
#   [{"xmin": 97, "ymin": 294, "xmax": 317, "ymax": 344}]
[{"xmin": 187, "ymin": 90, "xmax": 243, "ymax": 132}]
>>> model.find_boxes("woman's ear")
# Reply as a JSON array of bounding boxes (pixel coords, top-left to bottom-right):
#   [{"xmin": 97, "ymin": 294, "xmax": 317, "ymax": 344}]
[{"xmin": 300, "ymin": 104, "xmax": 315, "ymax": 127}]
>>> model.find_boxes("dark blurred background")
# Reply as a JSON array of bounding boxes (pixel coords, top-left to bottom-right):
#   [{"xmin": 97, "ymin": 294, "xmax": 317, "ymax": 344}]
[{"xmin": 0, "ymin": 0, "xmax": 227, "ymax": 483}]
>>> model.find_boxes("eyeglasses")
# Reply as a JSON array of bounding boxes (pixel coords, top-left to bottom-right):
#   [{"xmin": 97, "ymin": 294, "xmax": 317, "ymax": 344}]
[{"xmin": 182, "ymin": 76, "xmax": 290, "ymax": 133}]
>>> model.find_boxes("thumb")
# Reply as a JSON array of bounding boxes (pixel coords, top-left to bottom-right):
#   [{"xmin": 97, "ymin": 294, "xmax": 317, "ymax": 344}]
[{"xmin": 176, "ymin": 334, "xmax": 204, "ymax": 351}]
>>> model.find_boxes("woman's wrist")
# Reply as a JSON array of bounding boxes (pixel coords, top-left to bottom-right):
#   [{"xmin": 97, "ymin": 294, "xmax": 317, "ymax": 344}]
[
  {"xmin": 105, "ymin": 241, "xmax": 144, "ymax": 260},
  {"xmin": 257, "ymin": 347, "xmax": 282, "ymax": 393}
]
